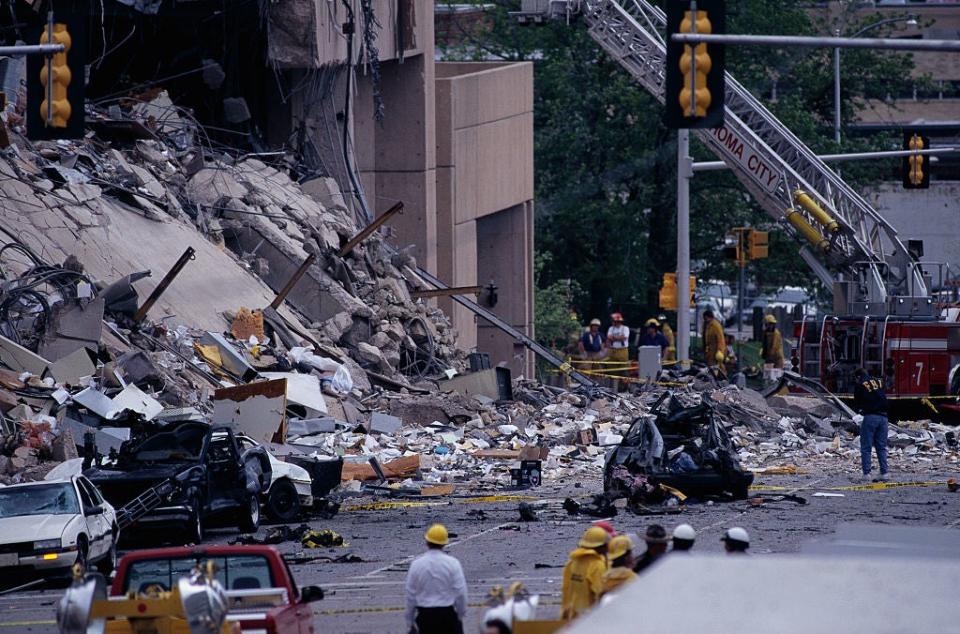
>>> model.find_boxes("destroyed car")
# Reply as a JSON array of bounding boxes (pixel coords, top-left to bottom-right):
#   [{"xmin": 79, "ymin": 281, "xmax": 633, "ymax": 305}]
[
  {"xmin": 604, "ymin": 397, "xmax": 754, "ymax": 500},
  {"xmin": 235, "ymin": 433, "xmax": 314, "ymax": 522},
  {"xmin": 0, "ymin": 476, "xmax": 119, "ymax": 576},
  {"xmin": 85, "ymin": 421, "xmax": 271, "ymax": 543}
]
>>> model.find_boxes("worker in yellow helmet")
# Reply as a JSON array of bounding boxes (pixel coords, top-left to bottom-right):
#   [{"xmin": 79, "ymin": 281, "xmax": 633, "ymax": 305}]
[
  {"xmin": 702, "ymin": 309, "xmax": 726, "ymax": 368},
  {"xmin": 601, "ymin": 535, "xmax": 637, "ymax": 596},
  {"xmin": 761, "ymin": 314, "xmax": 784, "ymax": 369},
  {"xmin": 561, "ymin": 526, "xmax": 610, "ymax": 619},
  {"xmin": 658, "ymin": 314, "xmax": 676, "ymax": 362},
  {"xmin": 405, "ymin": 524, "xmax": 468, "ymax": 634}
]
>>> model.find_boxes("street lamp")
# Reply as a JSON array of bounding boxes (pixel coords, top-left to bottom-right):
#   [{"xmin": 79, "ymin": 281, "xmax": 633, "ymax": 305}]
[{"xmin": 833, "ymin": 15, "xmax": 919, "ymax": 144}]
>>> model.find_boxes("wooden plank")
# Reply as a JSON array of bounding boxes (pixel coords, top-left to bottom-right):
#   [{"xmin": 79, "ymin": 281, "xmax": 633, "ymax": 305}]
[{"xmin": 341, "ymin": 454, "xmax": 421, "ymax": 481}]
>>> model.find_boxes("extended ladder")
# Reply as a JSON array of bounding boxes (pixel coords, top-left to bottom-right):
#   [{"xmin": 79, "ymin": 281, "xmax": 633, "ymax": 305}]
[{"xmin": 517, "ymin": 0, "xmax": 928, "ymax": 313}]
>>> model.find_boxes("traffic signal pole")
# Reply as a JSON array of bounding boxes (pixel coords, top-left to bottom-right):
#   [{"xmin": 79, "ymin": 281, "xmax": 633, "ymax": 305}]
[{"xmin": 677, "ymin": 129, "xmax": 692, "ymax": 368}]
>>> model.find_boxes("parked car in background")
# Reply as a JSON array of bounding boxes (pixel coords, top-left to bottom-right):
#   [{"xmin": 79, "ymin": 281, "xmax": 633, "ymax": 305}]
[{"xmin": 0, "ymin": 476, "xmax": 119, "ymax": 576}]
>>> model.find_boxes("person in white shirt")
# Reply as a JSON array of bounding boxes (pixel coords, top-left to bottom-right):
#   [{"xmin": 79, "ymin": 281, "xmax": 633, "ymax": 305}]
[
  {"xmin": 606, "ymin": 312, "xmax": 631, "ymax": 389},
  {"xmin": 405, "ymin": 523, "xmax": 468, "ymax": 634}
]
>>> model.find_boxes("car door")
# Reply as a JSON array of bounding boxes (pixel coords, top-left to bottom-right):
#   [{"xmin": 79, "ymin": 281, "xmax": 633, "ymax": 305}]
[
  {"xmin": 74, "ymin": 478, "xmax": 106, "ymax": 560},
  {"xmin": 81, "ymin": 477, "xmax": 115, "ymax": 548}
]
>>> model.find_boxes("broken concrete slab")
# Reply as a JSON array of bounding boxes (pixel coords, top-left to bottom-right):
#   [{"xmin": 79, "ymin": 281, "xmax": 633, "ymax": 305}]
[
  {"xmin": 0, "ymin": 333, "xmax": 50, "ymax": 375},
  {"xmin": 46, "ymin": 347, "xmax": 97, "ymax": 386},
  {"xmin": 38, "ymin": 298, "xmax": 105, "ymax": 361},
  {"xmin": 440, "ymin": 368, "xmax": 513, "ymax": 402},
  {"xmin": 213, "ymin": 378, "xmax": 288, "ymax": 444},
  {"xmin": 369, "ymin": 412, "xmax": 403, "ymax": 434}
]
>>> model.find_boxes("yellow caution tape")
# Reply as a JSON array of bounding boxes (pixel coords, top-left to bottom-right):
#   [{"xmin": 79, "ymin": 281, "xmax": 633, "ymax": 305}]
[
  {"xmin": 751, "ymin": 480, "xmax": 943, "ymax": 493},
  {"xmin": 343, "ymin": 494, "xmax": 537, "ymax": 512}
]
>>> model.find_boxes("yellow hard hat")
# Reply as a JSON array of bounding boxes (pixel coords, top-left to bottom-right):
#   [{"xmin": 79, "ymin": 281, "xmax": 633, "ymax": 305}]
[
  {"xmin": 578, "ymin": 526, "xmax": 611, "ymax": 549},
  {"xmin": 645, "ymin": 318, "xmax": 660, "ymax": 327},
  {"xmin": 425, "ymin": 524, "xmax": 449, "ymax": 546},
  {"xmin": 764, "ymin": 314, "xmax": 777, "ymax": 324},
  {"xmin": 715, "ymin": 351, "xmax": 726, "ymax": 363},
  {"xmin": 607, "ymin": 535, "xmax": 633, "ymax": 560}
]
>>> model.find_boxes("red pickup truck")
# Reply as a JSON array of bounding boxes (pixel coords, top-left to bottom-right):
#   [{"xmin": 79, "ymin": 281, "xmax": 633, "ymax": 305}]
[{"xmin": 110, "ymin": 544, "xmax": 323, "ymax": 633}]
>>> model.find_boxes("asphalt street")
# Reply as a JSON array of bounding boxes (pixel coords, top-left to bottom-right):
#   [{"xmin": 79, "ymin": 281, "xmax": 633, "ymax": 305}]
[{"xmin": 5, "ymin": 469, "xmax": 959, "ymax": 633}]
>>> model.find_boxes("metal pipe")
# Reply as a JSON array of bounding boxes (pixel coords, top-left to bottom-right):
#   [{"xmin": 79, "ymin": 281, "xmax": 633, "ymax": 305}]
[
  {"xmin": 793, "ymin": 189, "xmax": 839, "ymax": 233},
  {"xmin": 0, "ymin": 44, "xmax": 64, "ymax": 55},
  {"xmin": 785, "ymin": 209, "xmax": 829, "ymax": 252},
  {"xmin": 833, "ymin": 29, "xmax": 841, "ymax": 144},
  {"xmin": 677, "ymin": 129, "xmax": 691, "ymax": 367},
  {"xmin": 133, "ymin": 247, "xmax": 196, "ymax": 323},
  {"xmin": 691, "ymin": 147, "xmax": 957, "ymax": 171},
  {"xmin": 269, "ymin": 253, "xmax": 317, "ymax": 310},
  {"xmin": 672, "ymin": 33, "xmax": 960, "ymax": 52},
  {"xmin": 338, "ymin": 201, "xmax": 404, "ymax": 257}
]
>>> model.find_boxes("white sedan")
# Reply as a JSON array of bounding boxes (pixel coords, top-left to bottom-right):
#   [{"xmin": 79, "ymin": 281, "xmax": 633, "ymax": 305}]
[
  {"xmin": 0, "ymin": 476, "xmax": 119, "ymax": 575},
  {"xmin": 235, "ymin": 433, "xmax": 314, "ymax": 521}
]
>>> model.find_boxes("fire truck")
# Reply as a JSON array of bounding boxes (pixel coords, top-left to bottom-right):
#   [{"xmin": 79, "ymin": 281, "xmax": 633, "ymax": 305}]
[{"xmin": 515, "ymin": 0, "xmax": 959, "ymax": 411}]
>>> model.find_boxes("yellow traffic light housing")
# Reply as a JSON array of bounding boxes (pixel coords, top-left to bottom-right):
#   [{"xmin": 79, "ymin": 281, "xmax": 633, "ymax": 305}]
[
  {"xmin": 659, "ymin": 272, "xmax": 696, "ymax": 310},
  {"xmin": 747, "ymin": 230, "xmax": 768, "ymax": 260},
  {"xmin": 664, "ymin": 0, "xmax": 725, "ymax": 129},
  {"xmin": 40, "ymin": 24, "xmax": 72, "ymax": 129},
  {"xmin": 902, "ymin": 131, "xmax": 930, "ymax": 189}
]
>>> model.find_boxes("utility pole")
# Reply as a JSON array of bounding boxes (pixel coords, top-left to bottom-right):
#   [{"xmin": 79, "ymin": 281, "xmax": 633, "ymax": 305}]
[{"xmin": 677, "ymin": 129, "xmax": 692, "ymax": 367}]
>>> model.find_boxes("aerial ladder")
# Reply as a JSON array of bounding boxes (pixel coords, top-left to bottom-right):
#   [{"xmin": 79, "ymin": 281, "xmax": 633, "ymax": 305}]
[{"xmin": 515, "ymin": 0, "xmax": 932, "ymax": 318}]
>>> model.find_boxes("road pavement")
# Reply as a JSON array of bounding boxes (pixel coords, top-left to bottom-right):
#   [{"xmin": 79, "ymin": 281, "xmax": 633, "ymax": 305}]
[{"xmin": 5, "ymin": 469, "xmax": 959, "ymax": 633}]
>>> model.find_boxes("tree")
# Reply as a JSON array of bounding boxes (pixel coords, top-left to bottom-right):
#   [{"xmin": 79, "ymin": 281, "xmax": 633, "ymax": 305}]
[{"xmin": 437, "ymin": 0, "xmax": 916, "ymax": 328}]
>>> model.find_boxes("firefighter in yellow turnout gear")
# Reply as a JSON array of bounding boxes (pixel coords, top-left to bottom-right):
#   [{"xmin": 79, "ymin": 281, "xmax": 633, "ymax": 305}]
[
  {"xmin": 702, "ymin": 309, "xmax": 726, "ymax": 367},
  {"xmin": 561, "ymin": 527, "xmax": 609, "ymax": 619},
  {"xmin": 762, "ymin": 314, "xmax": 784, "ymax": 369}
]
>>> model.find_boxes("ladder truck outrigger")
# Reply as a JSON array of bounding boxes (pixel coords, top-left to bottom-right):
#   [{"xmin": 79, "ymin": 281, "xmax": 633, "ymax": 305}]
[{"xmin": 516, "ymin": 0, "xmax": 960, "ymax": 416}]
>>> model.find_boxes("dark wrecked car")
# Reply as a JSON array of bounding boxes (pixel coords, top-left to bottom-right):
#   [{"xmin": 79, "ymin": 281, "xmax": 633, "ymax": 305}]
[
  {"xmin": 604, "ymin": 396, "xmax": 753, "ymax": 501},
  {"xmin": 84, "ymin": 421, "xmax": 271, "ymax": 543}
]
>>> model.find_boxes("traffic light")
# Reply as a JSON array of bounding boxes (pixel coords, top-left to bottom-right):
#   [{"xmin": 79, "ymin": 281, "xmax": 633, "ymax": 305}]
[
  {"xmin": 902, "ymin": 131, "xmax": 930, "ymax": 189},
  {"xmin": 664, "ymin": 0, "xmax": 725, "ymax": 129},
  {"xmin": 659, "ymin": 272, "xmax": 696, "ymax": 310},
  {"xmin": 747, "ymin": 230, "xmax": 768, "ymax": 260},
  {"xmin": 40, "ymin": 24, "xmax": 72, "ymax": 128},
  {"xmin": 27, "ymin": 16, "xmax": 84, "ymax": 140},
  {"xmin": 723, "ymin": 231, "xmax": 744, "ymax": 264}
]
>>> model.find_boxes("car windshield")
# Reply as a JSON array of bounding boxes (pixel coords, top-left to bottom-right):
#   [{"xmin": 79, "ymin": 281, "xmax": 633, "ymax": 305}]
[
  {"xmin": 122, "ymin": 555, "xmax": 275, "ymax": 593},
  {"xmin": 130, "ymin": 425, "xmax": 207, "ymax": 462},
  {"xmin": 0, "ymin": 483, "xmax": 80, "ymax": 518}
]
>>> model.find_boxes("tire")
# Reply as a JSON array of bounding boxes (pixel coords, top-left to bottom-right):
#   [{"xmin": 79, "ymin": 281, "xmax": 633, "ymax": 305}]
[
  {"xmin": 266, "ymin": 479, "xmax": 301, "ymax": 522},
  {"xmin": 96, "ymin": 539, "xmax": 117, "ymax": 575},
  {"xmin": 239, "ymin": 494, "xmax": 260, "ymax": 533},
  {"xmin": 184, "ymin": 498, "xmax": 204, "ymax": 545}
]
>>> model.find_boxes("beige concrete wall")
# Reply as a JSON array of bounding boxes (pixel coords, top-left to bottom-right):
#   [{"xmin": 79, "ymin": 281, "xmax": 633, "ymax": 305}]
[{"xmin": 436, "ymin": 61, "xmax": 535, "ymax": 375}]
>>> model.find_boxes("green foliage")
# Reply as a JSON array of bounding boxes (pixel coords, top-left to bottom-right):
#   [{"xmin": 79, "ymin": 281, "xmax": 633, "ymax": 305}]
[
  {"xmin": 533, "ymin": 252, "xmax": 583, "ymax": 352},
  {"xmin": 437, "ymin": 0, "xmax": 917, "ymax": 327}
]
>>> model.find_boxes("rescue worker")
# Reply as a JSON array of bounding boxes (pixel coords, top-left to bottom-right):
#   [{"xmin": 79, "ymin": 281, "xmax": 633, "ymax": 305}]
[
  {"xmin": 637, "ymin": 318, "xmax": 669, "ymax": 355},
  {"xmin": 600, "ymin": 535, "xmax": 637, "ymax": 596},
  {"xmin": 671, "ymin": 523, "xmax": 696, "ymax": 552},
  {"xmin": 405, "ymin": 524, "xmax": 468, "ymax": 634},
  {"xmin": 633, "ymin": 524, "xmax": 669, "ymax": 573},
  {"xmin": 578, "ymin": 318, "xmax": 606, "ymax": 372},
  {"xmin": 702, "ymin": 309, "xmax": 726, "ymax": 368},
  {"xmin": 658, "ymin": 314, "xmax": 676, "ymax": 362},
  {"xmin": 721, "ymin": 527, "xmax": 750, "ymax": 554},
  {"xmin": 561, "ymin": 526, "xmax": 610, "ymax": 619},
  {"xmin": 606, "ymin": 312, "xmax": 630, "ymax": 364},
  {"xmin": 853, "ymin": 367, "xmax": 889, "ymax": 482},
  {"xmin": 761, "ymin": 314, "xmax": 785, "ymax": 369}
]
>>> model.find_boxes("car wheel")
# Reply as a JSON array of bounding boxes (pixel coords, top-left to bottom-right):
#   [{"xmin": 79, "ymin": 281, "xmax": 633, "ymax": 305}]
[
  {"xmin": 239, "ymin": 495, "xmax": 260, "ymax": 533},
  {"xmin": 97, "ymin": 539, "xmax": 117, "ymax": 575},
  {"xmin": 184, "ymin": 498, "xmax": 204, "ymax": 545},
  {"xmin": 266, "ymin": 479, "xmax": 301, "ymax": 522}
]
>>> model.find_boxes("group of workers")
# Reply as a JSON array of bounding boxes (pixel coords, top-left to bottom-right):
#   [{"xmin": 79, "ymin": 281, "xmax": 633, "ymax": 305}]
[
  {"xmin": 405, "ymin": 521, "xmax": 752, "ymax": 632},
  {"xmin": 580, "ymin": 309, "xmax": 784, "ymax": 372},
  {"xmin": 561, "ymin": 521, "xmax": 751, "ymax": 619}
]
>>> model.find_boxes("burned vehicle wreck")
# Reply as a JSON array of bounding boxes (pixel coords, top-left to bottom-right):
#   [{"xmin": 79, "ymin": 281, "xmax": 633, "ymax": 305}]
[
  {"xmin": 604, "ymin": 396, "xmax": 754, "ymax": 501},
  {"xmin": 84, "ymin": 422, "xmax": 271, "ymax": 543}
]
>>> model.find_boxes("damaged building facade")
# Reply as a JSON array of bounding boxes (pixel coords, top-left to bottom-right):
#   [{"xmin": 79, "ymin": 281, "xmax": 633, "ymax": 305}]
[{"xmin": 265, "ymin": 0, "xmax": 536, "ymax": 376}]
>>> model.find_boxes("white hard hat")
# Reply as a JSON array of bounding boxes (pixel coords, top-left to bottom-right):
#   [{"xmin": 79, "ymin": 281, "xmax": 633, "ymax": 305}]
[
  {"xmin": 672, "ymin": 523, "xmax": 696, "ymax": 541},
  {"xmin": 722, "ymin": 527, "xmax": 750, "ymax": 545}
]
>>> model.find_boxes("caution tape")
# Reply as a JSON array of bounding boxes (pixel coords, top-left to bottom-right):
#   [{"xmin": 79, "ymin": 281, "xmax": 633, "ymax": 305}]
[
  {"xmin": 343, "ymin": 494, "xmax": 537, "ymax": 512},
  {"xmin": 751, "ymin": 480, "xmax": 944, "ymax": 493}
]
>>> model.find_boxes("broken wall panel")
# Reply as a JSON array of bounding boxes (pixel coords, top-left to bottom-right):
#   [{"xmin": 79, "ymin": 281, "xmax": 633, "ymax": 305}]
[{"xmin": 213, "ymin": 379, "xmax": 289, "ymax": 444}]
